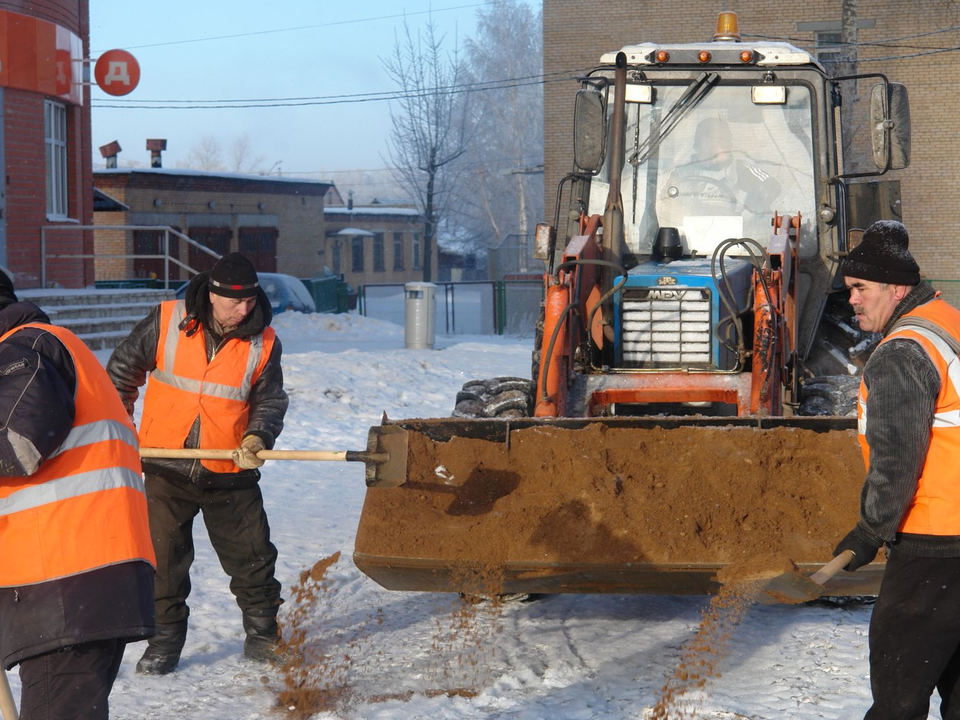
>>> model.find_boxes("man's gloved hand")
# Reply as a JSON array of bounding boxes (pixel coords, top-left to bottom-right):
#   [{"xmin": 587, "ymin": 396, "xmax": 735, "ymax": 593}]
[
  {"xmin": 233, "ymin": 435, "xmax": 265, "ymax": 470},
  {"xmin": 833, "ymin": 527, "xmax": 883, "ymax": 572}
]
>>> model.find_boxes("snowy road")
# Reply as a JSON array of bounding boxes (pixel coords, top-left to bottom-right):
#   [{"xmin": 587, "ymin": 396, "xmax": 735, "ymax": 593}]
[{"xmin": 3, "ymin": 312, "xmax": 938, "ymax": 718}]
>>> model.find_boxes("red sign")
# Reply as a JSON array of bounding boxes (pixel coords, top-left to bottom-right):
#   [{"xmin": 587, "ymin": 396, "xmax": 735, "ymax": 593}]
[{"xmin": 94, "ymin": 49, "xmax": 140, "ymax": 96}]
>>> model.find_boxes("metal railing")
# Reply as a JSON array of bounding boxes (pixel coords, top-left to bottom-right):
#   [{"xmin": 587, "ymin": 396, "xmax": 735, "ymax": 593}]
[
  {"xmin": 358, "ymin": 279, "xmax": 542, "ymax": 335},
  {"xmin": 40, "ymin": 225, "xmax": 221, "ymax": 289}
]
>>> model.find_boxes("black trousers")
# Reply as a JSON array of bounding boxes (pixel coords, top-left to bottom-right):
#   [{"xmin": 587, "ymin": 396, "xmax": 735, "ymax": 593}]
[
  {"xmin": 18, "ymin": 639, "xmax": 125, "ymax": 720},
  {"xmin": 144, "ymin": 473, "xmax": 282, "ymax": 628},
  {"xmin": 865, "ymin": 552, "xmax": 960, "ymax": 720}
]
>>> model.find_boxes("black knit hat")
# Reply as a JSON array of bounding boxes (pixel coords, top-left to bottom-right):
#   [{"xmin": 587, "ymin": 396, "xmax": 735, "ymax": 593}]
[
  {"xmin": 0, "ymin": 267, "xmax": 17, "ymax": 306},
  {"xmin": 841, "ymin": 220, "xmax": 920, "ymax": 286},
  {"xmin": 207, "ymin": 252, "xmax": 260, "ymax": 298}
]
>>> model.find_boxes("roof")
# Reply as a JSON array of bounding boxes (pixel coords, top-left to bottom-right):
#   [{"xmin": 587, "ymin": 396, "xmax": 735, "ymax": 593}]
[
  {"xmin": 93, "ymin": 187, "xmax": 129, "ymax": 212},
  {"xmin": 324, "ymin": 206, "xmax": 421, "ymax": 218},
  {"xmin": 95, "ymin": 167, "xmax": 335, "ymax": 186},
  {"xmin": 93, "ymin": 167, "xmax": 335, "ymax": 197}
]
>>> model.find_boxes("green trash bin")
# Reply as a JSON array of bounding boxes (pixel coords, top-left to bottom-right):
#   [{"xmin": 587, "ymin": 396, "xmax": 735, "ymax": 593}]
[{"xmin": 300, "ymin": 276, "xmax": 342, "ymax": 313}]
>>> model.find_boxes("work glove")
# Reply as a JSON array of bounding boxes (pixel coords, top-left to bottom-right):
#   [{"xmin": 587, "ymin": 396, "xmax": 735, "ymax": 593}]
[
  {"xmin": 833, "ymin": 527, "xmax": 883, "ymax": 572},
  {"xmin": 233, "ymin": 435, "xmax": 266, "ymax": 470}
]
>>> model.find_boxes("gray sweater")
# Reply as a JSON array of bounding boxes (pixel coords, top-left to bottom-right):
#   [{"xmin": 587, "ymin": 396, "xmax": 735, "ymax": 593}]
[{"xmin": 855, "ymin": 280, "xmax": 960, "ymax": 556}]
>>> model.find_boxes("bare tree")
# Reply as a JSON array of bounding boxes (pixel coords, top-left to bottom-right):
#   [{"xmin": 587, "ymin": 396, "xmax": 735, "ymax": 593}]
[
  {"xmin": 449, "ymin": 1, "xmax": 544, "ymax": 259},
  {"xmin": 383, "ymin": 17, "xmax": 469, "ymax": 281},
  {"xmin": 180, "ymin": 134, "xmax": 225, "ymax": 172},
  {"xmin": 230, "ymin": 133, "xmax": 266, "ymax": 174}
]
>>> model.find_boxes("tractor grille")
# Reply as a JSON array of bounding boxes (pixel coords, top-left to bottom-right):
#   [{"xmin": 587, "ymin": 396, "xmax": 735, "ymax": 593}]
[{"xmin": 621, "ymin": 288, "xmax": 712, "ymax": 366}]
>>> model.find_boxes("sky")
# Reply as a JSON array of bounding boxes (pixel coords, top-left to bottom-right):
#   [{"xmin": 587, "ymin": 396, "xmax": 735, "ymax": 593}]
[
  {"xmin": 3, "ymin": 303, "xmax": 929, "ymax": 718},
  {"xmin": 89, "ymin": 1, "xmax": 526, "ymax": 188}
]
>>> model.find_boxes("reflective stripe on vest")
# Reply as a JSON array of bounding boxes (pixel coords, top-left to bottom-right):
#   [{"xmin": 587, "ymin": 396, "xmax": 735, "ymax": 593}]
[
  {"xmin": 891, "ymin": 324, "xmax": 960, "ymax": 428},
  {"xmin": 139, "ymin": 300, "xmax": 274, "ymax": 472},
  {"xmin": 0, "ymin": 323, "xmax": 155, "ymax": 587},
  {"xmin": 150, "ymin": 302, "xmax": 264, "ymax": 401},
  {"xmin": 857, "ymin": 299, "xmax": 960, "ymax": 535}
]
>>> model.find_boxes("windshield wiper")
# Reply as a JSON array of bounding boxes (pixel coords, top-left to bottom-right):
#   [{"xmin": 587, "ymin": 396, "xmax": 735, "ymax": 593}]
[{"xmin": 628, "ymin": 71, "xmax": 720, "ymax": 167}]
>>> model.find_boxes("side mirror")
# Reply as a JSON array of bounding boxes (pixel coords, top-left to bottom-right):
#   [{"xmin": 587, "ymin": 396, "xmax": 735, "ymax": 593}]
[
  {"xmin": 573, "ymin": 88, "xmax": 606, "ymax": 174},
  {"xmin": 870, "ymin": 82, "xmax": 910, "ymax": 171}
]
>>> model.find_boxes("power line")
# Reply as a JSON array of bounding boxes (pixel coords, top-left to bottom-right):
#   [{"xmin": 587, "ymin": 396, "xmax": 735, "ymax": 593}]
[
  {"xmin": 746, "ymin": 26, "xmax": 960, "ymax": 63},
  {"xmin": 92, "ymin": 70, "xmax": 571, "ymax": 111},
  {"xmin": 93, "ymin": 69, "xmax": 560, "ymax": 106},
  {"xmin": 92, "ymin": 2, "xmax": 499, "ymax": 54}
]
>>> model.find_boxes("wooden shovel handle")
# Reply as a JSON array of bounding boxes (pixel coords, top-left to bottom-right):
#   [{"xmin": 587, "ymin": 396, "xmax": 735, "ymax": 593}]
[
  {"xmin": 810, "ymin": 549, "xmax": 856, "ymax": 586},
  {"xmin": 139, "ymin": 448, "xmax": 351, "ymax": 461}
]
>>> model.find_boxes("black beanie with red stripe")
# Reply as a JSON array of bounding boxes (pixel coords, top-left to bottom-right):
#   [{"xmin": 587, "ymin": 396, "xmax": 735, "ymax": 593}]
[{"xmin": 207, "ymin": 253, "xmax": 260, "ymax": 298}]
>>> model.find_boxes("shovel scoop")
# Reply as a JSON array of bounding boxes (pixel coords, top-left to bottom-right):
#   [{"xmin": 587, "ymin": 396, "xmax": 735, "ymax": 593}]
[
  {"xmin": 139, "ymin": 424, "xmax": 408, "ymax": 488},
  {"xmin": 751, "ymin": 549, "xmax": 856, "ymax": 605}
]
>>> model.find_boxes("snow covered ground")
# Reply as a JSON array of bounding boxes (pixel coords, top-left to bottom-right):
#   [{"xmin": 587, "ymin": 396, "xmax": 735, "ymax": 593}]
[{"xmin": 2, "ymin": 311, "xmax": 941, "ymax": 719}]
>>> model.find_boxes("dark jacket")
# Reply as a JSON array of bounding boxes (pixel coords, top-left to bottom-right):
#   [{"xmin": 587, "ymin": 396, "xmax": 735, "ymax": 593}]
[
  {"xmin": 0, "ymin": 300, "xmax": 155, "ymax": 669},
  {"xmin": 853, "ymin": 280, "xmax": 960, "ymax": 557},
  {"xmin": 106, "ymin": 272, "xmax": 289, "ymax": 489}
]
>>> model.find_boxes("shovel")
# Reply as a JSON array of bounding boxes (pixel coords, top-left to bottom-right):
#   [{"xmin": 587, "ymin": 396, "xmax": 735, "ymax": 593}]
[
  {"xmin": 0, "ymin": 668, "xmax": 17, "ymax": 720},
  {"xmin": 139, "ymin": 424, "xmax": 408, "ymax": 488},
  {"xmin": 753, "ymin": 549, "xmax": 856, "ymax": 605}
]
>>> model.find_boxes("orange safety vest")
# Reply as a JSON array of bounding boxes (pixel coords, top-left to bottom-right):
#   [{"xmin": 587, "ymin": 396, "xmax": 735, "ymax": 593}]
[
  {"xmin": 0, "ymin": 323, "xmax": 155, "ymax": 587},
  {"xmin": 857, "ymin": 297, "xmax": 960, "ymax": 535},
  {"xmin": 139, "ymin": 300, "xmax": 275, "ymax": 473}
]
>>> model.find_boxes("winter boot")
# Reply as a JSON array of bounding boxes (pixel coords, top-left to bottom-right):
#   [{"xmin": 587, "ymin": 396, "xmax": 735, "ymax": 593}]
[
  {"xmin": 136, "ymin": 620, "xmax": 188, "ymax": 676},
  {"xmin": 242, "ymin": 609, "xmax": 283, "ymax": 664}
]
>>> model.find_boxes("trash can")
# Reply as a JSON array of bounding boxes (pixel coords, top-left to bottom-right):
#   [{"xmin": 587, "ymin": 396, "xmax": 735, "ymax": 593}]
[{"xmin": 404, "ymin": 282, "xmax": 437, "ymax": 349}]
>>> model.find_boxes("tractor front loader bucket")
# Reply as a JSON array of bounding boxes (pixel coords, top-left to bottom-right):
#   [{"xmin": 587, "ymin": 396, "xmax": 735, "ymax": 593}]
[{"xmin": 353, "ymin": 417, "xmax": 883, "ymax": 597}]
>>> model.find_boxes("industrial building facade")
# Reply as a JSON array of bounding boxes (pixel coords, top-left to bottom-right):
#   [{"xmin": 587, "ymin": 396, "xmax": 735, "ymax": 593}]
[
  {"xmin": 543, "ymin": 1, "xmax": 960, "ymax": 278},
  {"xmin": 92, "ymin": 169, "xmax": 333, "ymax": 283},
  {"xmin": 0, "ymin": 0, "xmax": 91, "ymax": 288}
]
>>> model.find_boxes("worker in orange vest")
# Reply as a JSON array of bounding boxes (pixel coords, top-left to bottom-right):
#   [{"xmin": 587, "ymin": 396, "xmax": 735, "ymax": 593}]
[
  {"xmin": 0, "ymin": 270, "xmax": 156, "ymax": 718},
  {"xmin": 107, "ymin": 252, "xmax": 289, "ymax": 675},
  {"xmin": 834, "ymin": 221, "xmax": 960, "ymax": 718}
]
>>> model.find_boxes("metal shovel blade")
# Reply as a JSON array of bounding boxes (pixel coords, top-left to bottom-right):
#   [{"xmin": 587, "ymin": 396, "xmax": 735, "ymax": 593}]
[
  {"xmin": 358, "ymin": 424, "xmax": 408, "ymax": 488},
  {"xmin": 756, "ymin": 550, "xmax": 855, "ymax": 605}
]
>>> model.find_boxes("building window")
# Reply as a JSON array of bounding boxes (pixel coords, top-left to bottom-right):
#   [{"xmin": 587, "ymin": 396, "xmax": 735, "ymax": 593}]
[
  {"xmin": 393, "ymin": 232, "xmax": 404, "ymax": 270},
  {"xmin": 796, "ymin": 19, "xmax": 875, "ymax": 68},
  {"xmin": 45, "ymin": 100, "xmax": 68, "ymax": 218},
  {"xmin": 332, "ymin": 242, "xmax": 341, "ymax": 273},
  {"xmin": 413, "ymin": 232, "xmax": 422, "ymax": 270},
  {"xmin": 815, "ymin": 30, "xmax": 843, "ymax": 66},
  {"xmin": 373, "ymin": 233, "xmax": 385, "ymax": 272},
  {"xmin": 351, "ymin": 236, "xmax": 364, "ymax": 272}
]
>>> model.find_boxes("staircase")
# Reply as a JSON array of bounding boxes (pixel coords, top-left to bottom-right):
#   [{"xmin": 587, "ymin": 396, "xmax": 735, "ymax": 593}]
[{"xmin": 17, "ymin": 288, "xmax": 177, "ymax": 351}]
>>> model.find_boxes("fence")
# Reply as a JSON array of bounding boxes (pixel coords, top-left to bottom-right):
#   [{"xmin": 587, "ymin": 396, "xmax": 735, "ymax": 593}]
[{"xmin": 359, "ymin": 280, "xmax": 542, "ymax": 336}]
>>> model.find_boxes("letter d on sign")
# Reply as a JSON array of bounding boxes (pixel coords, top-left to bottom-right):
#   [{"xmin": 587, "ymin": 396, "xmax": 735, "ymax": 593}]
[{"xmin": 94, "ymin": 49, "xmax": 141, "ymax": 96}]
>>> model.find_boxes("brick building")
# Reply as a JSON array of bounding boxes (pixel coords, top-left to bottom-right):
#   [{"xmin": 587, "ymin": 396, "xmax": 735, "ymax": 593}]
[
  {"xmin": 543, "ymin": 1, "xmax": 960, "ymax": 278},
  {"xmin": 0, "ymin": 1, "xmax": 91, "ymax": 288},
  {"xmin": 92, "ymin": 168, "xmax": 333, "ymax": 283},
  {"xmin": 322, "ymin": 201, "xmax": 430, "ymax": 288}
]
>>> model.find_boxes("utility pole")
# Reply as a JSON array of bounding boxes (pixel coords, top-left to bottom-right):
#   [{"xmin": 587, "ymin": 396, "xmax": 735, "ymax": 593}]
[{"xmin": 838, "ymin": 0, "xmax": 862, "ymax": 170}]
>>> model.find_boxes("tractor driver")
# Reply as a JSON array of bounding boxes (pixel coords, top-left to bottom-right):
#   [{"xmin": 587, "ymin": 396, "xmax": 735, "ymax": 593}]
[{"xmin": 664, "ymin": 117, "xmax": 781, "ymax": 216}]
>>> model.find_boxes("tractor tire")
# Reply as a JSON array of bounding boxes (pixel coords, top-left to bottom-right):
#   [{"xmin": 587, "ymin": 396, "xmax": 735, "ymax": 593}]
[
  {"xmin": 452, "ymin": 377, "xmax": 535, "ymax": 419},
  {"xmin": 798, "ymin": 375, "xmax": 860, "ymax": 417},
  {"xmin": 805, "ymin": 292, "xmax": 881, "ymax": 377}
]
